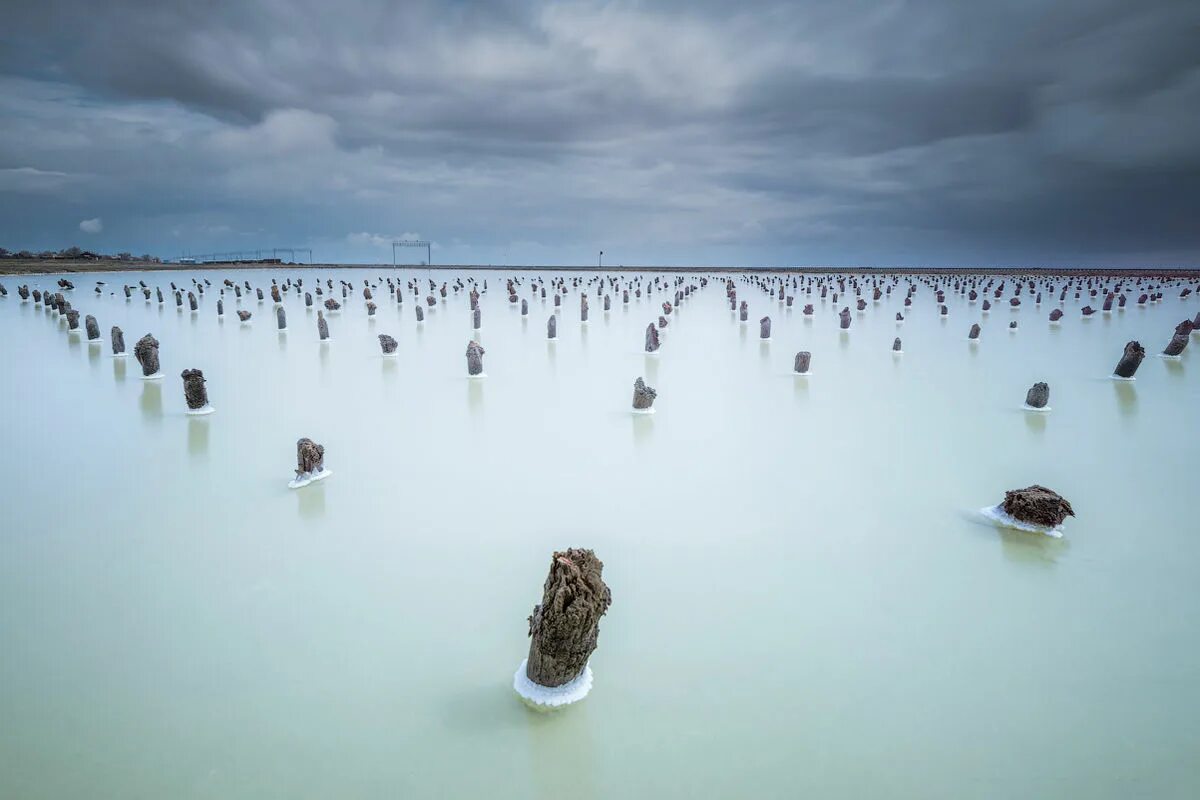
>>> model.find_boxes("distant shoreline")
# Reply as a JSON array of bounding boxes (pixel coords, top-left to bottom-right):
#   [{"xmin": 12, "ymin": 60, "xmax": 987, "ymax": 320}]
[{"xmin": 2, "ymin": 258, "xmax": 1197, "ymax": 279}]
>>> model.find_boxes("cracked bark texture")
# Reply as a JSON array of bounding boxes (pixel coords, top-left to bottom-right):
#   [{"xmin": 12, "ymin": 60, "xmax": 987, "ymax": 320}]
[
  {"xmin": 1025, "ymin": 382, "xmax": 1049, "ymax": 408},
  {"xmin": 1002, "ymin": 485, "xmax": 1075, "ymax": 527},
  {"xmin": 134, "ymin": 334, "xmax": 160, "ymax": 376},
  {"xmin": 1162, "ymin": 333, "xmax": 1188, "ymax": 356},
  {"xmin": 632, "ymin": 377, "xmax": 656, "ymax": 409},
  {"xmin": 525, "ymin": 549, "xmax": 612, "ymax": 688},
  {"xmin": 466, "ymin": 340, "xmax": 485, "ymax": 375},
  {"xmin": 296, "ymin": 438, "xmax": 325, "ymax": 476},
  {"xmin": 181, "ymin": 369, "xmax": 209, "ymax": 410},
  {"xmin": 645, "ymin": 323, "xmax": 660, "ymax": 352}
]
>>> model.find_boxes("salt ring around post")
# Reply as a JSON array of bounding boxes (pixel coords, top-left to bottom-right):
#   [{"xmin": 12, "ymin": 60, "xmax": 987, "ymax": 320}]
[
  {"xmin": 288, "ymin": 468, "xmax": 333, "ymax": 490},
  {"xmin": 979, "ymin": 504, "xmax": 1064, "ymax": 538},
  {"xmin": 513, "ymin": 659, "xmax": 593, "ymax": 711}
]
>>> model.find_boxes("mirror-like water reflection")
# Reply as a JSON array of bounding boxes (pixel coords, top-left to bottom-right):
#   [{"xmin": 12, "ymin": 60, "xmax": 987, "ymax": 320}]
[{"xmin": 0, "ymin": 268, "xmax": 1197, "ymax": 799}]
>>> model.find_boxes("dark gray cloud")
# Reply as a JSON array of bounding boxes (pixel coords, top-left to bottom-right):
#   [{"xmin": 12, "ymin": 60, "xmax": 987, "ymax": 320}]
[{"xmin": 1, "ymin": 0, "xmax": 1197, "ymax": 265}]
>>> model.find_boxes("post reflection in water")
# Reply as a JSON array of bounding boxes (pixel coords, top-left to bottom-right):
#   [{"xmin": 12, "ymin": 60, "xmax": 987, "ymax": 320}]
[
  {"xmin": 467, "ymin": 378, "xmax": 483, "ymax": 416},
  {"xmin": 187, "ymin": 417, "xmax": 210, "ymax": 458},
  {"xmin": 643, "ymin": 355, "xmax": 658, "ymax": 384},
  {"xmin": 631, "ymin": 413, "xmax": 653, "ymax": 448},
  {"xmin": 296, "ymin": 481, "xmax": 326, "ymax": 519},
  {"xmin": 1113, "ymin": 379, "xmax": 1137, "ymax": 417},
  {"xmin": 139, "ymin": 380, "xmax": 163, "ymax": 420}
]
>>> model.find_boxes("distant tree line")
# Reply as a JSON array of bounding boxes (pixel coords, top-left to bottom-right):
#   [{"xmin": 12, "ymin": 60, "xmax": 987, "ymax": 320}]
[{"xmin": 0, "ymin": 246, "xmax": 160, "ymax": 263}]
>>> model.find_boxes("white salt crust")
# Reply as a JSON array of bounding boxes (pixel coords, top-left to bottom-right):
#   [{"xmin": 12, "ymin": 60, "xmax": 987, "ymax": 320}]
[
  {"xmin": 288, "ymin": 467, "xmax": 332, "ymax": 490},
  {"xmin": 185, "ymin": 405, "xmax": 215, "ymax": 416},
  {"xmin": 980, "ymin": 504, "xmax": 1064, "ymax": 538},
  {"xmin": 513, "ymin": 659, "xmax": 593, "ymax": 711}
]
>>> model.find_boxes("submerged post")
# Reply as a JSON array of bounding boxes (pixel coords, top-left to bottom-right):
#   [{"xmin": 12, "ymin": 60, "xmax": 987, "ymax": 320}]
[
  {"xmin": 1113, "ymin": 341, "xmax": 1145, "ymax": 378},
  {"xmin": 1025, "ymin": 382, "xmax": 1049, "ymax": 409},
  {"xmin": 180, "ymin": 369, "xmax": 211, "ymax": 413},
  {"xmin": 632, "ymin": 377, "xmax": 656, "ymax": 411},
  {"xmin": 516, "ymin": 548, "xmax": 612, "ymax": 709},
  {"xmin": 289, "ymin": 437, "xmax": 331, "ymax": 488},
  {"xmin": 134, "ymin": 334, "xmax": 160, "ymax": 377},
  {"xmin": 1001, "ymin": 485, "xmax": 1074, "ymax": 528},
  {"xmin": 645, "ymin": 323, "xmax": 660, "ymax": 353},
  {"xmin": 466, "ymin": 340, "xmax": 485, "ymax": 376},
  {"xmin": 111, "ymin": 326, "xmax": 125, "ymax": 355}
]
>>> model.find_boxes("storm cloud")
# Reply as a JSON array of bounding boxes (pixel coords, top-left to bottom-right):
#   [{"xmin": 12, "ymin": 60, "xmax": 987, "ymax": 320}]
[{"xmin": 1, "ymin": 0, "xmax": 1197, "ymax": 266}]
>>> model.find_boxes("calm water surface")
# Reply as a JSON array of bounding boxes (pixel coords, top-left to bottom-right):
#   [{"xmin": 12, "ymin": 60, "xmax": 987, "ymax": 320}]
[{"xmin": 1, "ymin": 269, "xmax": 1197, "ymax": 798}]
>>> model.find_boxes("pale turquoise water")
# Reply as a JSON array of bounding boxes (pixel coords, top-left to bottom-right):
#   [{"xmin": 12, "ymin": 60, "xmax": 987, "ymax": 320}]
[{"xmin": 1, "ymin": 269, "xmax": 1198, "ymax": 798}]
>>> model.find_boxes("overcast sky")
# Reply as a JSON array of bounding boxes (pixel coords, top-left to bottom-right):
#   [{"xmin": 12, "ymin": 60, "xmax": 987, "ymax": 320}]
[{"xmin": 2, "ymin": 0, "xmax": 1198, "ymax": 266}]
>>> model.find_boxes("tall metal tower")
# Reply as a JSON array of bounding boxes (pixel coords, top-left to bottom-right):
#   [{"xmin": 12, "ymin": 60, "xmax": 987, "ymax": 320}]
[{"xmin": 393, "ymin": 240, "xmax": 431, "ymax": 267}]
